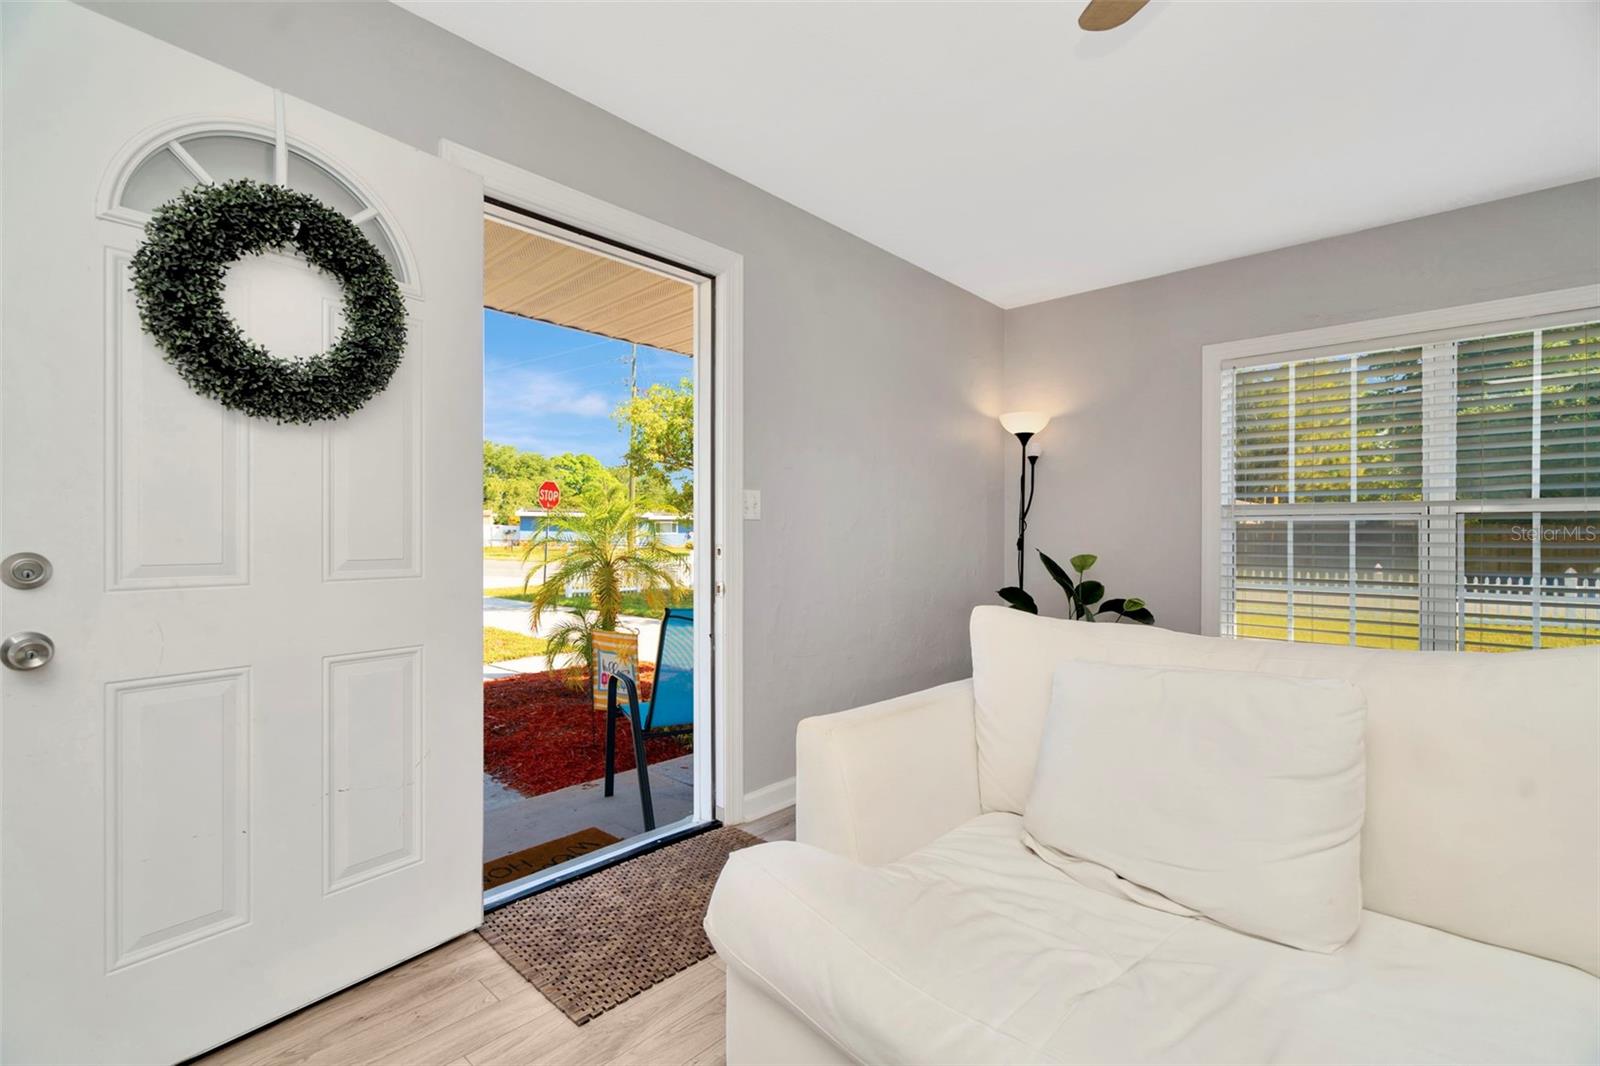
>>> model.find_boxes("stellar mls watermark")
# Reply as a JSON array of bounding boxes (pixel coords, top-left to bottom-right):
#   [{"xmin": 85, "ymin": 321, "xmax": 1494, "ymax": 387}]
[{"xmin": 1509, "ymin": 523, "xmax": 1599, "ymax": 543}]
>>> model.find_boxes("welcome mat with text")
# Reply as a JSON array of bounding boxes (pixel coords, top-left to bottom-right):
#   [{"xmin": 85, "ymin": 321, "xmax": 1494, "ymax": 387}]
[{"xmin": 483, "ymin": 827, "xmax": 622, "ymax": 891}]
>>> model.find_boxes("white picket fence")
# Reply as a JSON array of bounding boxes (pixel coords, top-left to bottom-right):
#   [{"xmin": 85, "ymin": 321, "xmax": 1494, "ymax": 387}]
[{"xmin": 1233, "ymin": 566, "xmax": 1599, "ymax": 627}]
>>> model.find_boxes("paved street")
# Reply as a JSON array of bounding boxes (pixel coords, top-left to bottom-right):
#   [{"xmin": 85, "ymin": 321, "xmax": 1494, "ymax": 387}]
[{"xmin": 483, "ymin": 554, "xmax": 533, "ymax": 589}]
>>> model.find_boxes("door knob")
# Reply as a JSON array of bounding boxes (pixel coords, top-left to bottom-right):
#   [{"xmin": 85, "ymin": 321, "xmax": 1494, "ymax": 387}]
[
  {"xmin": 1, "ymin": 632, "xmax": 54, "ymax": 671},
  {"xmin": 2, "ymin": 552, "xmax": 52, "ymax": 590}
]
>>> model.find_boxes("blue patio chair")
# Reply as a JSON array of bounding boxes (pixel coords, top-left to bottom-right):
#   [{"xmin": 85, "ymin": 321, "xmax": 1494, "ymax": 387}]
[{"xmin": 604, "ymin": 607, "xmax": 694, "ymax": 831}]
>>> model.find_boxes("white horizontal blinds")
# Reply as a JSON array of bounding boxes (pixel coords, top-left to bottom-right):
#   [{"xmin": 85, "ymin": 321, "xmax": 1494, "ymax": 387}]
[
  {"xmin": 1541, "ymin": 510, "xmax": 1600, "ymax": 648},
  {"xmin": 1219, "ymin": 317, "xmax": 1600, "ymax": 652},
  {"xmin": 1456, "ymin": 330, "xmax": 1538, "ymax": 499},
  {"xmin": 1231, "ymin": 519, "xmax": 1288, "ymax": 640},
  {"xmin": 1355, "ymin": 348, "xmax": 1425, "ymax": 501},
  {"xmin": 1293, "ymin": 358, "xmax": 1352, "ymax": 502},
  {"xmin": 1540, "ymin": 322, "xmax": 1600, "ymax": 498},
  {"xmin": 1460, "ymin": 512, "xmax": 1536, "ymax": 652},
  {"xmin": 1221, "ymin": 346, "xmax": 1426, "ymax": 647},
  {"xmin": 1230, "ymin": 362, "xmax": 1292, "ymax": 504}
]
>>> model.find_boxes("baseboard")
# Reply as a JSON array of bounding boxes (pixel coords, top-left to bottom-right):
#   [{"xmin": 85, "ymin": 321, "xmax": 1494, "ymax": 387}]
[{"xmin": 740, "ymin": 776, "xmax": 795, "ymax": 823}]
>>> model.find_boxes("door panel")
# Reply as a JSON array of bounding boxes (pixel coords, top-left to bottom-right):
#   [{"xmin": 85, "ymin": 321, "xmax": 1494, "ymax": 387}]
[
  {"xmin": 106, "ymin": 669, "xmax": 252, "ymax": 971},
  {"xmin": 107, "ymin": 251, "xmax": 253, "ymax": 589},
  {"xmin": 324, "ymin": 647, "xmax": 424, "ymax": 891},
  {"xmin": 2, "ymin": 5, "xmax": 483, "ymax": 1062}
]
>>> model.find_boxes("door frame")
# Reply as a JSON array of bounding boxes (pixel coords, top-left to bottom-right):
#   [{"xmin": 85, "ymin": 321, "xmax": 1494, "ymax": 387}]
[{"xmin": 445, "ymin": 142, "xmax": 747, "ymax": 863}]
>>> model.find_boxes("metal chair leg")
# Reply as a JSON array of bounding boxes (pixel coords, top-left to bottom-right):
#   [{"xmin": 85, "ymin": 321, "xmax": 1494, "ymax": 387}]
[
  {"xmin": 630, "ymin": 711, "xmax": 656, "ymax": 831},
  {"xmin": 607, "ymin": 673, "xmax": 655, "ymax": 830},
  {"xmin": 603, "ymin": 700, "xmax": 617, "ymax": 798}
]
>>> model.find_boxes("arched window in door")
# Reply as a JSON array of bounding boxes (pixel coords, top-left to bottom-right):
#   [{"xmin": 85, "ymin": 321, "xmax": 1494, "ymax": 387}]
[{"xmin": 105, "ymin": 124, "xmax": 414, "ymax": 289}]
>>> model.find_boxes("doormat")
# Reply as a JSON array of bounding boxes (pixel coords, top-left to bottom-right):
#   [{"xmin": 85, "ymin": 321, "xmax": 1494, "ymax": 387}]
[
  {"xmin": 479, "ymin": 825, "xmax": 762, "ymax": 1024},
  {"xmin": 483, "ymin": 828, "xmax": 622, "ymax": 891}
]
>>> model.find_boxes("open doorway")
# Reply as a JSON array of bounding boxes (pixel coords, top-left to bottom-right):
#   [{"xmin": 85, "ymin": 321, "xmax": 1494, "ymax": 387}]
[{"xmin": 478, "ymin": 205, "xmax": 713, "ymax": 903}]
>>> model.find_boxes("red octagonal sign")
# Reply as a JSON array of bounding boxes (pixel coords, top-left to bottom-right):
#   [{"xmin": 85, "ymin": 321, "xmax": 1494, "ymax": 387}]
[{"xmin": 537, "ymin": 481, "xmax": 560, "ymax": 510}]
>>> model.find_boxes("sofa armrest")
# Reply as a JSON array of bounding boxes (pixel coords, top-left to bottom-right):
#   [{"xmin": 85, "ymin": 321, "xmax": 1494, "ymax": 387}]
[{"xmin": 795, "ymin": 678, "xmax": 981, "ymax": 865}]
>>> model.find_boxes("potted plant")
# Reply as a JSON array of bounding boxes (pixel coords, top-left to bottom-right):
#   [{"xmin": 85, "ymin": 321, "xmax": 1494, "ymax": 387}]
[{"xmin": 999, "ymin": 551, "xmax": 1154, "ymax": 623}]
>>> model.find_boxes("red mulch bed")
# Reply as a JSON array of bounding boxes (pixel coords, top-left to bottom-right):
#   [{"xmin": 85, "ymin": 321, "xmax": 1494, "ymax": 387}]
[{"xmin": 484, "ymin": 665, "xmax": 691, "ymax": 797}]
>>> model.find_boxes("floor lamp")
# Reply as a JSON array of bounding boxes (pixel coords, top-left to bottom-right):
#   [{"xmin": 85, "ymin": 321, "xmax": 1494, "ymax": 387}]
[{"xmin": 1000, "ymin": 411, "xmax": 1050, "ymax": 590}]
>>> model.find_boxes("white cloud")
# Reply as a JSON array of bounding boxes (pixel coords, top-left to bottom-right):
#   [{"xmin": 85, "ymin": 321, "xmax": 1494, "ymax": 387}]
[{"xmin": 491, "ymin": 369, "xmax": 612, "ymax": 418}]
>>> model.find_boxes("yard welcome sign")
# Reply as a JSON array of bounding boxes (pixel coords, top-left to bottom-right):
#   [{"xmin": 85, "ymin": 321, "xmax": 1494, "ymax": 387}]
[{"xmin": 593, "ymin": 629, "xmax": 639, "ymax": 712}]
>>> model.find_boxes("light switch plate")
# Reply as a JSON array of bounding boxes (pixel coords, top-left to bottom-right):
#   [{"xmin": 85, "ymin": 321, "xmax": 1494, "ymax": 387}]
[{"xmin": 743, "ymin": 489, "xmax": 762, "ymax": 520}]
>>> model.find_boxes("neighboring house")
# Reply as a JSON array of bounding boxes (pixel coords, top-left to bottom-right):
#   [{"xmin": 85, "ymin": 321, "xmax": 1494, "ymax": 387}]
[{"xmin": 515, "ymin": 509, "xmax": 693, "ymax": 548}]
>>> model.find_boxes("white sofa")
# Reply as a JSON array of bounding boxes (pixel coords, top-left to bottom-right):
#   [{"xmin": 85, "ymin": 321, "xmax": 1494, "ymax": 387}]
[{"xmin": 705, "ymin": 606, "xmax": 1600, "ymax": 1065}]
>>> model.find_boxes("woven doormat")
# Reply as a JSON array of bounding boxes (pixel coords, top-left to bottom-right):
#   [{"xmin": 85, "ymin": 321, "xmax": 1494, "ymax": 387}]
[{"xmin": 478, "ymin": 825, "xmax": 762, "ymax": 1024}]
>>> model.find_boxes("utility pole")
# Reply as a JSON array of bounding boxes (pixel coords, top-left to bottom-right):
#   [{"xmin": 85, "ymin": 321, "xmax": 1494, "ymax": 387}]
[
  {"xmin": 625, "ymin": 342, "xmax": 639, "ymax": 550},
  {"xmin": 626, "ymin": 342, "xmax": 638, "ymax": 503}
]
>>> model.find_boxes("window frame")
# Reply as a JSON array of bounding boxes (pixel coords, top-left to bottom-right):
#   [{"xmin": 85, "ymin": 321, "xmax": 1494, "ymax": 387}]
[
  {"xmin": 97, "ymin": 115, "xmax": 417, "ymax": 295},
  {"xmin": 1200, "ymin": 285, "xmax": 1600, "ymax": 644}
]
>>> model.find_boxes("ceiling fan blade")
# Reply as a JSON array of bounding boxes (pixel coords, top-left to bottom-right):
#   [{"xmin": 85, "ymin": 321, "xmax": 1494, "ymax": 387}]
[{"xmin": 1078, "ymin": 0, "xmax": 1150, "ymax": 31}]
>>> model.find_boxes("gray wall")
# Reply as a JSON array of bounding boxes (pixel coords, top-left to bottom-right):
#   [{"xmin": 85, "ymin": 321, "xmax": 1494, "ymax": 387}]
[
  {"xmin": 83, "ymin": 1, "xmax": 1005, "ymax": 797},
  {"xmin": 1002, "ymin": 179, "xmax": 1600, "ymax": 633}
]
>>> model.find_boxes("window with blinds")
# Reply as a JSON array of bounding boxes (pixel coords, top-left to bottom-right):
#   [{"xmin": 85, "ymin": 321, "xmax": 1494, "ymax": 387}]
[{"xmin": 1219, "ymin": 317, "xmax": 1599, "ymax": 651}]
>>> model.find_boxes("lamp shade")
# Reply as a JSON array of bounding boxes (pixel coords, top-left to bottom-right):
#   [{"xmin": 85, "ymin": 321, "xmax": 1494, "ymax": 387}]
[{"xmin": 1000, "ymin": 411, "xmax": 1050, "ymax": 437}]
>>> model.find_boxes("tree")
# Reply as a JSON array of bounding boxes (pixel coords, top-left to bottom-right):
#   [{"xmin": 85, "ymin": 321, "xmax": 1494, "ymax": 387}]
[
  {"xmin": 615, "ymin": 377, "xmax": 694, "ymax": 510},
  {"xmin": 483, "ymin": 440, "xmax": 551, "ymax": 524},
  {"xmin": 521, "ymin": 482, "xmax": 686, "ymax": 686},
  {"xmin": 549, "ymin": 452, "xmax": 622, "ymax": 501}
]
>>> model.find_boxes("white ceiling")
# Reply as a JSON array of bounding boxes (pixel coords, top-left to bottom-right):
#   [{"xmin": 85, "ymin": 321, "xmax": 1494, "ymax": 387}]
[{"xmin": 401, "ymin": 1, "xmax": 1600, "ymax": 309}]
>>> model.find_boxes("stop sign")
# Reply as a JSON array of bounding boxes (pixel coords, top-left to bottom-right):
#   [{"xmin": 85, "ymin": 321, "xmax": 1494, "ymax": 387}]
[{"xmin": 537, "ymin": 481, "xmax": 560, "ymax": 510}]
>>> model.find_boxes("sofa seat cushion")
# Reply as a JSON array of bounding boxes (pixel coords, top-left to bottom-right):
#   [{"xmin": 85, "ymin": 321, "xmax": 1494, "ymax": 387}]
[{"xmin": 705, "ymin": 814, "xmax": 1599, "ymax": 1065}]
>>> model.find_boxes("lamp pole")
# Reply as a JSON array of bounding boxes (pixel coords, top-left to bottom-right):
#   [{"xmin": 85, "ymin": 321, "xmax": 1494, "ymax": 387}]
[
  {"xmin": 1015, "ymin": 436, "xmax": 1038, "ymax": 589},
  {"xmin": 999, "ymin": 411, "xmax": 1050, "ymax": 592}
]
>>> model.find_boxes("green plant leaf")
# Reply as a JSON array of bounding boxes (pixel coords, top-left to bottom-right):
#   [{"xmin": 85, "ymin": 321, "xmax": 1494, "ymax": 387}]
[
  {"xmin": 997, "ymin": 586, "xmax": 1038, "ymax": 614},
  {"xmin": 1037, "ymin": 551, "xmax": 1076, "ymax": 598},
  {"xmin": 1069, "ymin": 553, "xmax": 1098, "ymax": 573},
  {"xmin": 1124, "ymin": 597, "xmax": 1146, "ymax": 612},
  {"xmin": 1099, "ymin": 597, "xmax": 1127, "ymax": 615},
  {"xmin": 1124, "ymin": 606, "xmax": 1156, "ymax": 624},
  {"xmin": 1077, "ymin": 580, "xmax": 1105, "ymax": 606}
]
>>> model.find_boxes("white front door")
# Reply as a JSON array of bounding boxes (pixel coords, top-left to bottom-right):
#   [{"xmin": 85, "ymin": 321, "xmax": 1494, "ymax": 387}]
[{"xmin": 1, "ymin": 6, "xmax": 483, "ymax": 1062}]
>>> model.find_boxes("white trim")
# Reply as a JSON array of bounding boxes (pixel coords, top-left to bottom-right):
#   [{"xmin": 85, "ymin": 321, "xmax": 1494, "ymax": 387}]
[
  {"xmin": 1203, "ymin": 286, "xmax": 1600, "ymax": 367},
  {"xmin": 165, "ymin": 140, "xmax": 212, "ymax": 186},
  {"xmin": 1200, "ymin": 285, "xmax": 1600, "ymax": 637},
  {"xmin": 443, "ymin": 140, "xmax": 747, "ymax": 825},
  {"xmin": 740, "ymin": 777, "xmax": 796, "ymax": 824},
  {"xmin": 272, "ymin": 92, "xmax": 288, "ymax": 186}
]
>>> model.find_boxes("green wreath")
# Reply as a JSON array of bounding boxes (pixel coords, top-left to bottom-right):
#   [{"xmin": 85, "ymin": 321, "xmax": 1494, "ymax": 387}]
[{"xmin": 130, "ymin": 178, "xmax": 407, "ymax": 424}]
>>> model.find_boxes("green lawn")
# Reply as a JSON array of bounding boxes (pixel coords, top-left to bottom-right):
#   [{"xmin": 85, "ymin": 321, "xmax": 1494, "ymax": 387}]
[
  {"xmin": 1236, "ymin": 611, "xmax": 1600, "ymax": 652},
  {"xmin": 483, "ymin": 628, "xmax": 548, "ymax": 664},
  {"xmin": 483, "ymin": 543, "xmax": 576, "ymax": 560},
  {"xmin": 483, "ymin": 587, "xmax": 693, "ymax": 615}
]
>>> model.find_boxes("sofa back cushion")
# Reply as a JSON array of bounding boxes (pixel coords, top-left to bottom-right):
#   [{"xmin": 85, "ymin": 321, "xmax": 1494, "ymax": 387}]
[
  {"xmin": 970, "ymin": 605, "xmax": 1600, "ymax": 974},
  {"xmin": 1025, "ymin": 661, "xmax": 1366, "ymax": 952}
]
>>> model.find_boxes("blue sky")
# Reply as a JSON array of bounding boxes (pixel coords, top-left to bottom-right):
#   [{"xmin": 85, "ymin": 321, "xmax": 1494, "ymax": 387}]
[{"xmin": 483, "ymin": 309, "xmax": 690, "ymax": 465}]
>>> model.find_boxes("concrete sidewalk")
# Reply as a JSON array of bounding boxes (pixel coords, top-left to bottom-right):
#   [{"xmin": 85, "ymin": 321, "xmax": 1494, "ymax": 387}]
[{"xmin": 483, "ymin": 754, "xmax": 695, "ymax": 861}]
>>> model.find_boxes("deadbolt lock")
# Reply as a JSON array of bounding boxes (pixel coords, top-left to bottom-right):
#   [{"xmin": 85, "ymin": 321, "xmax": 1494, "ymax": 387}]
[{"xmin": 2, "ymin": 552, "xmax": 52, "ymax": 590}]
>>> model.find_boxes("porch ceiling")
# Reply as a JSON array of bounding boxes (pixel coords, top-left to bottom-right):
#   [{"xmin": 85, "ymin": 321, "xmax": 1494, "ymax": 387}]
[{"xmin": 483, "ymin": 217, "xmax": 695, "ymax": 356}]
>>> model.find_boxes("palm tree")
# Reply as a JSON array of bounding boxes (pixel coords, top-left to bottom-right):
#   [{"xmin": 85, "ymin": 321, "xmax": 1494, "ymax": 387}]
[{"xmin": 520, "ymin": 483, "xmax": 686, "ymax": 685}]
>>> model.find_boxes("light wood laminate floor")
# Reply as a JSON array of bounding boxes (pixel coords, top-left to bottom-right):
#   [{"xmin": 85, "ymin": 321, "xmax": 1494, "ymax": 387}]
[{"xmin": 197, "ymin": 807, "xmax": 796, "ymax": 1066}]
